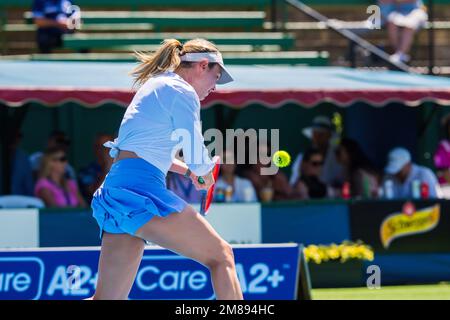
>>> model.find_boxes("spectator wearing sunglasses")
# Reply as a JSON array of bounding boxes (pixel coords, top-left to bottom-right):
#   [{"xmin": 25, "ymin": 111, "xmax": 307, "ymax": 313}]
[
  {"xmin": 293, "ymin": 147, "xmax": 329, "ymax": 199},
  {"xmin": 30, "ymin": 130, "xmax": 76, "ymax": 182},
  {"xmin": 290, "ymin": 116, "xmax": 344, "ymax": 189},
  {"xmin": 335, "ymin": 138, "xmax": 380, "ymax": 198},
  {"xmin": 34, "ymin": 147, "xmax": 86, "ymax": 208}
]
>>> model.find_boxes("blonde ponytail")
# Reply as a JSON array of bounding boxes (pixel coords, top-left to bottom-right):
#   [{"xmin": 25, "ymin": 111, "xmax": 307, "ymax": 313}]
[
  {"xmin": 130, "ymin": 38, "xmax": 220, "ymax": 88},
  {"xmin": 130, "ymin": 39, "xmax": 183, "ymax": 88}
]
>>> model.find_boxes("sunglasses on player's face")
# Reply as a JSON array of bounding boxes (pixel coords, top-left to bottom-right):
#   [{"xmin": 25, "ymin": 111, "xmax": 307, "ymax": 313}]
[{"xmin": 52, "ymin": 155, "xmax": 68, "ymax": 163}]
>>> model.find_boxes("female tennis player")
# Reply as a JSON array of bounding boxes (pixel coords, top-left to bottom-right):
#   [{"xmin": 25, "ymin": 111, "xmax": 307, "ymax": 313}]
[{"xmin": 90, "ymin": 39, "xmax": 243, "ymax": 300}]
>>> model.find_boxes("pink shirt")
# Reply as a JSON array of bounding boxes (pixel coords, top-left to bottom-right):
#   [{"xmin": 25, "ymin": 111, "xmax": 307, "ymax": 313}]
[
  {"xmin": 434, "ymin": 140, "xmax": 450, "ymax": 184},
  {"xmin": 34, "ymin": 178, "xmax": 80, "ymax": 207}
]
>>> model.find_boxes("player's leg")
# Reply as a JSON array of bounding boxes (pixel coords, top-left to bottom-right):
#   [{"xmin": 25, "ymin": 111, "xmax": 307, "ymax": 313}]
[
  {"xmin": 134, "ymin": 206, "xmax": 243, "ymax": 300},
  {"xmin": 92, "ymin": 232, "xmax": 145, "ymax": 300}
]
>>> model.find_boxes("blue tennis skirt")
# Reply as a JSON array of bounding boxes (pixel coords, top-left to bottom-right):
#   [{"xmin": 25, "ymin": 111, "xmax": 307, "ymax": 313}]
[{"xmin": 91, "ymin": 158, "xmax": 188, "ymax": 238}]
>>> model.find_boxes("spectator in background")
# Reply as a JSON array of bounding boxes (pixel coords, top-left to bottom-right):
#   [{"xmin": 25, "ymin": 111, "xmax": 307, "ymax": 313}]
[
  {"xmin": 378, "ymin": 0, "xmax": 428, "ymax": 63},
  {"xmin": 31, "ymin": 0, "xmax": 80, "ymax": 53},
  {"xmin": 290, "ymin": 116, "xmax": 344, "ymax": 189},
  {"xmin": 166, "ymin": 150, "xmax": 203, "ymax": 203},
  {"xmin": 78, "ymin": 133, "xmax": 114, "ymax": 202},
  {"xmin": 293, "ymin": 147, "xmax": 328, "ymax": 199},
  {"xmin": 335, "ymin": 138, "xmax": 380, "ymax": 198},
  {"xmin": 167, "ymin": 172, "xmax": 203, "ymax": 204},
  {"xmin": 383, "ymin": 147, "xmax": 441, "ymax": 198},
  {"xmin": 9, "ymin": 130, "xmax": 34, "ymax": 196},
  {"xmin": 215, "ymin": 150, "xmax": 257, "ymax": 202},
  {"xmin": 242, "ymin": 145, "xmax": 299, "ymax": 202},
  {"xmin": 30, "ymin": 130, "xmax": 76, "ymax": 181},
  {"xmin": 433, "ymin": 114, "xmax": 450, "ymax": 185},
  {"xmin": 34, "ymin": 147, "xmax": 86, "ymax": 207}
]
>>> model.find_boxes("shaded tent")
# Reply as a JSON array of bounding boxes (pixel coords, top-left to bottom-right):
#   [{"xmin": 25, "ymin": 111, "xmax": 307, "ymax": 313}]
[
  {"xmin": 1, "ymin": 61, "xmax": 450, "ymax": 193},
  {"xmin": 1, "ymin": 62, "xmax": 450, "ymax": 108}
]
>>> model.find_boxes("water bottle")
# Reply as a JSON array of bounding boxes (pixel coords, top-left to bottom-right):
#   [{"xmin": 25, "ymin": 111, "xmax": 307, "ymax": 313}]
[
  {"xmin": 420, "ymin": 182, "xmax": 429, "ymax": 199},
  {"xmin": 412, "ymin": 179, "xmax": 421, "ymax": 199},
  {"xmin": 384, "ymin": 179, "xmax": 394, "ymax": 199},
  {"xmin": 215, "ymin": 188, "xmax": 225, "ymax": 203},
  {"xmin": 224, "ymin": 185, "xmax": 233, "ymax": 203},
  {"xmin": 341, "ymin": 182, "xmax": 351, "ymax": 200},
  {"xmin": 363, "ymin": 175, "xmax": 370, "ymax": 198}
]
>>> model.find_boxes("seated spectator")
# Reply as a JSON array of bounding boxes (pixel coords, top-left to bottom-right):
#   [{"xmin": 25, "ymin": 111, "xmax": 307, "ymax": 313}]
[
  {"xmin": 242, "ymin": 145, "xmax": 299, "ymax": 202},
  {"xmin": 167, "ymin": 172, "xmax": 203, "ymax": 204},
  {"xmin": 78, "ymin": 133, "xmax": 114, "ymax": 202},
  {"xmin": 166, "ymin": 150, "xmax": 203, "ymax": 203},
  {"xmin": 335, "ymin": 138, "xmax": 380, "ymax": 198},
  {"xmin": 290, "ymin": 116, "xmax": 344, "ymax": 189},
  {"xmin": 30, "ymin": 130, "xmax": 76, "ymax": 181},
  {"xmin": 378, "ymin": 0, "xmax": 428, "ymax": 63},
  {"xmin": 9, "ymin": 130, "xmax": 34, "ymax": 196},
  {"xmin": 293, "ymin": 147, "xmax": 329, "ymax": 199},
  {"xmin": 433, "ymin": 114, "xmax": 450, "ymax": 185},
  {"xmin": 214, "ymin": 150, "xmax": 257, "ymax": 202},
  {"xmin": 34, "ymin": 147, "xmax": 86, "ymax": 207},
  {"xmin": 31, "ymin": 0, "xmax": 80, "ymax": 53},
  {"xmin": 383, "ymin": 147, "xmax": 441, "ymax": 198}
]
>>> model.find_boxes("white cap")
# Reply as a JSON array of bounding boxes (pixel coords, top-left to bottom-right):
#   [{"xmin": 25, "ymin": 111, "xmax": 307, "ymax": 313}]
[
  {"xmin": 302, "ymin": 116, "xmax": 334, "ymax": 139},
  {"xmin": 180, "ymin": 52, "xmax": 233, "ymax": 85},
  {"xmin": 385, "ymin": 147, "xmax": 411, "ymax": 175}
]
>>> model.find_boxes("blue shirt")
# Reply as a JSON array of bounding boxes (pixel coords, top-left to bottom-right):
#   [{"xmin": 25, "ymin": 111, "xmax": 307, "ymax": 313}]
[
  {"xmin": 32, "ymin": 0, "xmax": 73, "ymax": 22},
  {"xmin": 105, "ymin": 71, "xmax": 215, "ymax": 177},
  {"xmin": 11, "ymin": 149, "xmax": 34, "ymax": 196},
  {"xmin": 387, "ymin": 164, "xmax": 441, "ymax": 199}
]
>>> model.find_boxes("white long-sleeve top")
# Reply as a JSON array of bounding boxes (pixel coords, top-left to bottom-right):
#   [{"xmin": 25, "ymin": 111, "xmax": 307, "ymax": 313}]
[{"xmin": 104, "ymin": 71, "xmax": 215, "ymax": 177}]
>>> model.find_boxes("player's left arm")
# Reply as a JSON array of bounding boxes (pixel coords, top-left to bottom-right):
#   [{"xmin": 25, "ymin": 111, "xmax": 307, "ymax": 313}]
[
  {"xmin": 169, "ymin": 158, "xmax": 212, "ymax": 191},
  {"xmin": 169, "ymin": 158, "xmax": 190, "ymax": 176}
]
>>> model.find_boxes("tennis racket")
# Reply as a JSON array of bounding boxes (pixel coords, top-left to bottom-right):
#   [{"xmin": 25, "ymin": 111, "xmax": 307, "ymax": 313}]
[{"xmin": 199, "ymin": 156, "xmax": 221, "ymax": 216}]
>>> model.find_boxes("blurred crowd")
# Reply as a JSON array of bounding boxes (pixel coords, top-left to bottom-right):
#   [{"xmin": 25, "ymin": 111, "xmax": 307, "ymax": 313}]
[
  {"xmin": 31, "ymin": 0, "xmax": 428, "ymax": 64},
  {"xmin": 3, "ymin": 112, "xmax": 449, "ymax": 208},
  {"xmin": 377, "ymin": 0, "xmax": 428, "ymax": 64}
]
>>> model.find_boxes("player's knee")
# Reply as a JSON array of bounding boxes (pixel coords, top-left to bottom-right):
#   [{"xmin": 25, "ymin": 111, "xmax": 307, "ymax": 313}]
[{"xmin": 205, "ymin": 241, "xmax": 235, "ymax": 270}]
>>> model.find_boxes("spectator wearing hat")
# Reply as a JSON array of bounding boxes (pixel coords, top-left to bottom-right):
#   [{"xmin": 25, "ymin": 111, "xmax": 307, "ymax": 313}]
[
  {"xmin": 383, "ymin": 147, "xmax": 441, "ymax": 198},
  {"xmin": 433, "ymin": 114, "xmax": 450, "ymax": 185},
  {"xmin": 290, "ymin": 116, "xmax": 344, "ymax": 189},
  {"xmin": 30, "ymin": 130, "xmax": 76, "ymax": 182}
]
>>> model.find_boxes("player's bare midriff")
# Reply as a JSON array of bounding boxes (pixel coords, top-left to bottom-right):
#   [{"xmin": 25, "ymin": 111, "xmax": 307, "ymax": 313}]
[{"xmin": 113, "ymin": 150, "xmax": 140, "ymax": 164}]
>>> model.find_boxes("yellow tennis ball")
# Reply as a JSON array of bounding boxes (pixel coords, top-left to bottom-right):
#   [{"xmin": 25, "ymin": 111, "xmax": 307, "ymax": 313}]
[{"xmin": 272, "ymin": 150, "xmax": 291, "ymax": 168}]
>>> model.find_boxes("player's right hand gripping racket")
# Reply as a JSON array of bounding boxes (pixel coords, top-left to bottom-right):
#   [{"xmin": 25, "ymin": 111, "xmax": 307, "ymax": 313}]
[{"xmin": 199, "ymin": 156, "xmax": 221, "ymax": 216}]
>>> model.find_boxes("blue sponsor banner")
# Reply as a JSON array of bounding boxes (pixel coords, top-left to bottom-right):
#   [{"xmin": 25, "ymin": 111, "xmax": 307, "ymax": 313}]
[{"xmin": 0, "ymin": 244, "xmax": 299, "ymax": 300}]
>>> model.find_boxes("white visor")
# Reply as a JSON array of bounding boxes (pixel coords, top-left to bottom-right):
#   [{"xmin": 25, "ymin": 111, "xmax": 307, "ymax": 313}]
[{"xmin": 180, "ymin": 52, "xmax": 233, "ymax": 85}]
